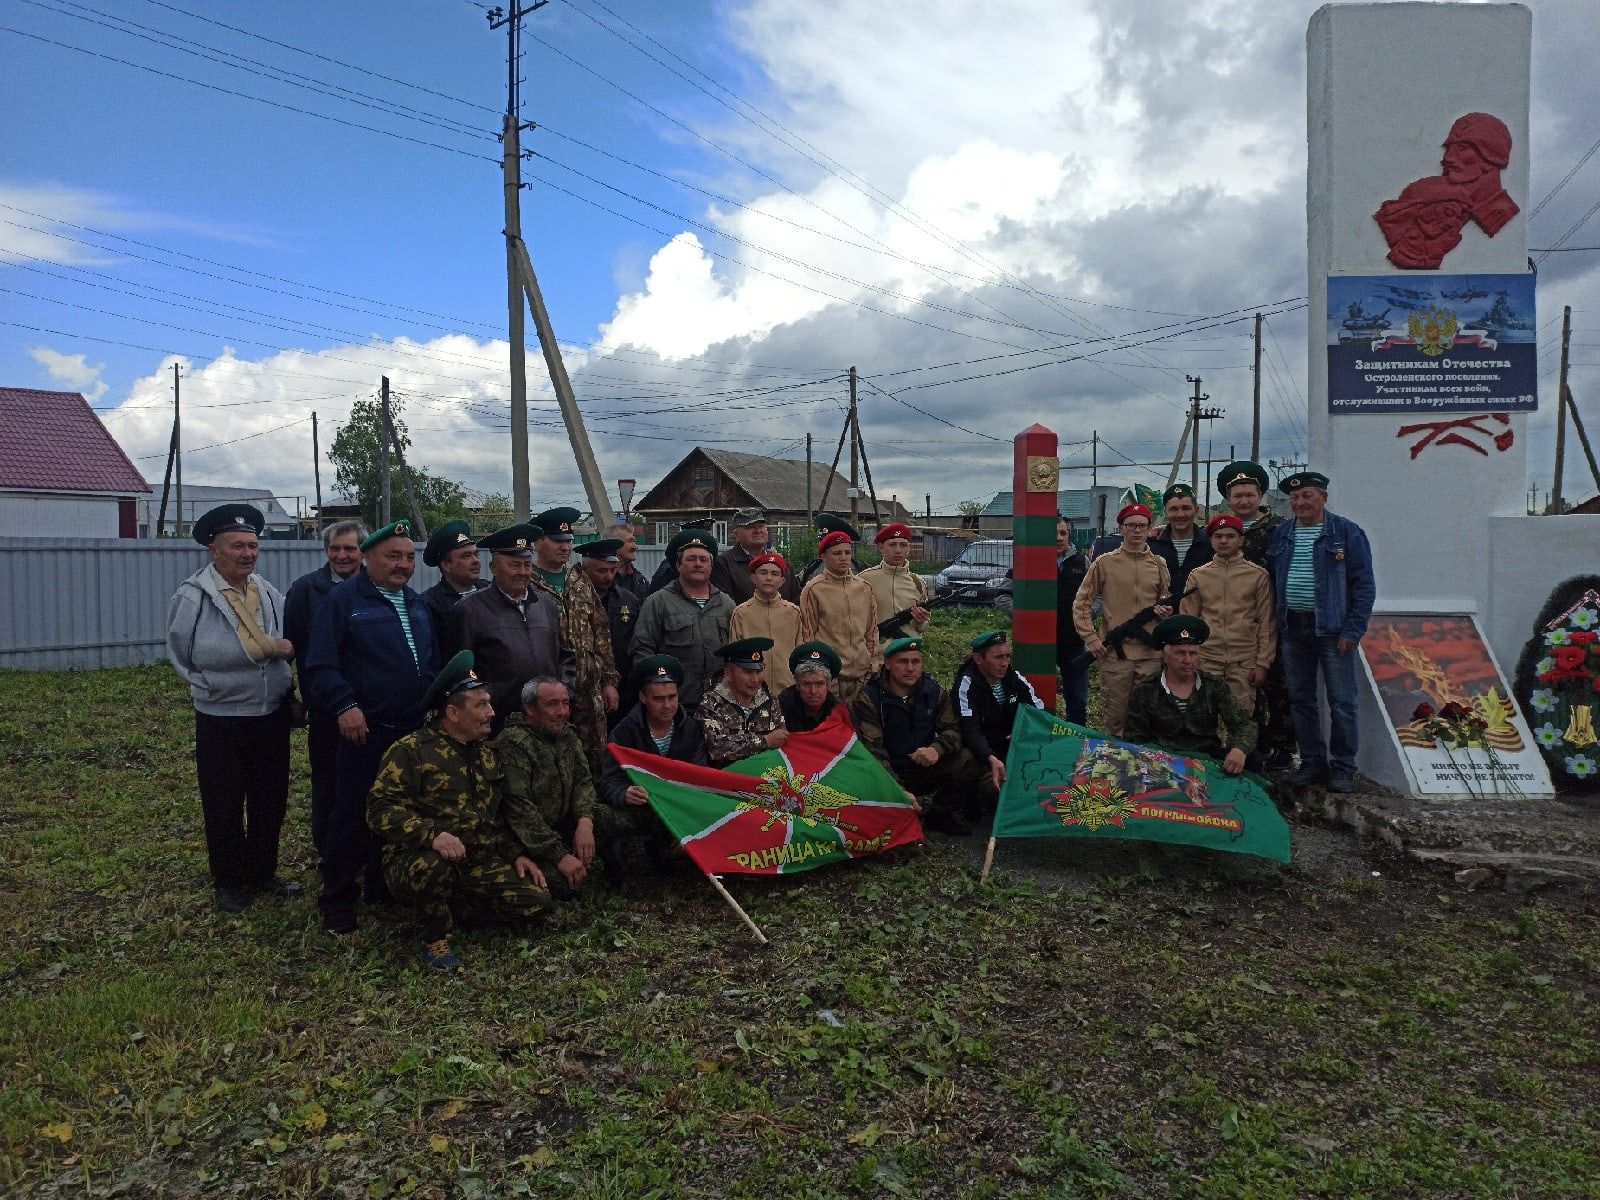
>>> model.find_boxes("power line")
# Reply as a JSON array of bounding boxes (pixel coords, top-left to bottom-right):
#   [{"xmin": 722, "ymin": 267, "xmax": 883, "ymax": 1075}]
[
  {"xmin": 1528, "ymin": 134, "xmax": 1600, "ymax": 221},
  {"xmin": 1536, "ymin": 197, "xmax": 1600, "ymax": 265}
]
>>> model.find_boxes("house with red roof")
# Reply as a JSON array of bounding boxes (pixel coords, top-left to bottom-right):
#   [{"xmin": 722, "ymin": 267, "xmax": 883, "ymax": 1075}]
[{"xmin": 0, "ymin": 388, "xmax": 150, "ymax": 538}]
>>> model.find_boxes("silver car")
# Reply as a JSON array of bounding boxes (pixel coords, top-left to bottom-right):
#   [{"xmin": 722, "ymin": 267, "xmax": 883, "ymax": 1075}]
[{"xmin": 932, "ymin": 539, "xmax": 1013, "ymax": 612}]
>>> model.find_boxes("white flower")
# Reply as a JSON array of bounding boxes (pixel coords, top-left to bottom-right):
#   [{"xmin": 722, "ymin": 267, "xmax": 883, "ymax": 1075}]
[
  {"xmin": 1564, "ymin": 754, "xmax": 1597, "ymax": 779},
  {"xmin": 1531, "ymin": 688, "xmax": 1559, "ymax": 713},
  {"xmin": 1537, "ymin": 656, "xmax": 1556, "ymax": 676},
  {"xmin": 1534, "ymin": 722, "xmax": 1564, "ymax": 749},
  {"xmin": 1570, "ymin": 607, "xmax": 1598, "ymax": 630},
  {"xmin": 1546, "ymin": 628, "xmax": 1572, "ymax": 646}
]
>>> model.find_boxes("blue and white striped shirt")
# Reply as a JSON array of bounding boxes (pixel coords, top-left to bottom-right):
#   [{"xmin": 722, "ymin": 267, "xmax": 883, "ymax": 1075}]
[
  {"xmin": 375, "ymin": 585, "xmax": 418, "ymax": 664},
  {"xmin": 1286, "ymin": 524, "xmax": 1321, "ymax": 613}
]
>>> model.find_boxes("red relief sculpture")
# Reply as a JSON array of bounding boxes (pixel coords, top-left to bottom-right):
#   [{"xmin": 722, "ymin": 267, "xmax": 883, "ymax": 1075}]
[
  {"xmin": 1373, "ymin": 113, "xmax": 1519, "ymax": 269},
  {"xmin": 1396, "ymin": 412, "xmax": 1515, "ymax": 459}
]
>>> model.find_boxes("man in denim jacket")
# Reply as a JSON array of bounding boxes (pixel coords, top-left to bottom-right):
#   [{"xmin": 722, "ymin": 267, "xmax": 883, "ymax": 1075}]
[{"xmin": 1266, "ymin": 471, "xmax": 1376, "ymax": 793}]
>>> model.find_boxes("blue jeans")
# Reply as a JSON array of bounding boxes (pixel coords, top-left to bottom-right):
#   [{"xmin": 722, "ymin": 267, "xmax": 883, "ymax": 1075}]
[
  {"xmin": 1057, "ymin": 650, "xmax": 1090, "ymax": 727},
  {"xmin": 1278, "ymin": 612, "xmax": 1358, "ymax": 771}
]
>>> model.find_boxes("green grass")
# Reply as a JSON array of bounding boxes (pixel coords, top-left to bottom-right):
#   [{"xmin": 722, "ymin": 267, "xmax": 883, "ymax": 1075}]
[{"xmin": 3, "ymin": 628, "xmax": 1598, "ymax": 1198}]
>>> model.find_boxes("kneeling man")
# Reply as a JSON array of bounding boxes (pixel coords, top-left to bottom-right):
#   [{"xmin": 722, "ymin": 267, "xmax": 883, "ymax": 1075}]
[
  {"xmin": 955, "ymin": 630, "xmax": 1045, "ymax": 801},
  {"xmin": 367, "ymin": 653, "xmax": 551, "ymax": 970},
  {"xmin": 853, "ymin": 636, "xmax": 981, "ymax": 833},
  {"xmin": 699, "ymin": 637, "xmax": 788, "ymax": 767},
  {"xmin": 1123, "ymin": 616, "xmax": 1255, "ymax": 775}
]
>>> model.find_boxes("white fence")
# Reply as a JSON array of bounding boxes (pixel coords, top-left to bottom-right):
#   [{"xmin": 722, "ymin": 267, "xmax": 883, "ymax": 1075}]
[{"xmin": 0, "ymin": 538, "xmax": 665, "ymax": 671}]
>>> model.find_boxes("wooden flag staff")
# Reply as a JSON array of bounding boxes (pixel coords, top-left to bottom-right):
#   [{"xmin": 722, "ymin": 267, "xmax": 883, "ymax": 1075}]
[
  {"xmin": 706, "ymin": 873, "xmax": 769, "ymax": 944},
  {"xmin": 979, "ymin": 837, "xmax": 999, "ymax": 885}
]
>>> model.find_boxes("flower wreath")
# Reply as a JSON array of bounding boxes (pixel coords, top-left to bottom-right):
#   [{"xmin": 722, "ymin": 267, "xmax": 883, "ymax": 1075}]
[{"xmin": 1514, "ymin": 580, "xmax": 1600, "ymax": 791}]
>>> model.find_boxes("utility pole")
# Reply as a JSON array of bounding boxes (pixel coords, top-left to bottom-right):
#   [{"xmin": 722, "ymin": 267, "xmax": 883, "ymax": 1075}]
[
  {"xmin": 805, "ymin": 432, "xmax": 813, "ymax": 528},
  {"xmin": 1184, "ymin": 375, "xmax": 1223, "ymax": 498},
  {"xmin": 1565, "ymin": 385, "xmax": 1600, "ymax": 496},
  {"xmin": 155, "ymin": 365, "xmax": 178, "ymax": 537},
  {"xmin": 1251, "ymin": 312, "xmax": 1263, "ymax": 461},
  {"xmin": 848, "ymin": 366, "xmax": 860, "ymax": 528},
  {"xmin": 1553, "ymin": 305, "xmax": 1572, "ymax": 513},
  {"xmin": 853, "ymin": 411, "xmax": 882, "ymax": 531},
  {"xmin": 173, "ymin": 361, "xmax": 183, "ymax": 540},
  {"xmin": 379, "ymin": 376, "xmax": 393, "ymax": 526},
  {"xmin": 1091, "ymin": 430, "xmax": 1099, "ymax": 487},
  {"xmin": 385, "ymin": 406, "xmax": 429, "ymax": 540},
  {"xmin": 1167, "ymin": 413, "xmax": 1192, "ymax": 486},
  {"xmin": 311, "ymin": 412, "xmax": 323, "ymax": 529}
]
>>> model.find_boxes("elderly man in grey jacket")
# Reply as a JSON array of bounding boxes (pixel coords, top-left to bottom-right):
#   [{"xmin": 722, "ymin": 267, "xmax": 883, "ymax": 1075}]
[{"xmin": 166, "ymin": 504, "xmax": 300, "ymax": 913}]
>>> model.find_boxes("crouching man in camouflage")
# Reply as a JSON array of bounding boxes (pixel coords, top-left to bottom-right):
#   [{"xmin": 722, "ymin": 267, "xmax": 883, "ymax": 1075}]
[
  {"xmin": 495, "ymin": 676, "xmax": 650, "ymax": 898},
  {"xmin": 367, "ymin": 652, "xmax": 551, "ymax": 970}
]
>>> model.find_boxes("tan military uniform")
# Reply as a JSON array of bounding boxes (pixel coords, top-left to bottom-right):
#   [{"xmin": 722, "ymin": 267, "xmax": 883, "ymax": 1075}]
[
  {"xmin": 859, "ymin": 562, "xmax": 930, "ymax": 644},
  {"xmin": 534, "ymin": 566, "xmax": 619, "ymax": 771},
  {"xmin": 1071, "ymin": 545, "xmax": 1170, "ymax": 736},
  {"xmin": 798, "ymin": 571, "xmax": 880, "ymax": 701},
  {"xmin": 1181, "ymin": 554, "xmax": 1276, "ymax": 714},
  {"xmin": 728, "ymin": 594, "xmax": 802, "ymax": 691}
]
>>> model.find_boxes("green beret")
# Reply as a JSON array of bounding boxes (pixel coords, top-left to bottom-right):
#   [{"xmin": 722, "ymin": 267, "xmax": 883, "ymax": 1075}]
[
  {"xmin": 716, "ymin": 637, "xmax": 774, "ymax": 668},
  {"xmin": 478, "ymin": 523, "xmax": 539, "ymax": 556},
  {"xmin": 1161, "ymin": 483, "xmax": 1195, "ymax": 506},
  {"xmin": 1153, "ymin": 614, "xmax": 1209, "ymax": 647},
  {"xmin": 361, "ymin": 519, "xmax": 416, "ymax": 552},
  {"xmin": 789, "ymin": 641, "xmax": 841, "ymax": 676},
  {"xmin": 883, "ymin": 636, "xmax": 924, "ymax": 658},
  {"xmin": 629, "ymin": 654, "xmax": 684, "ymax": 691},
  {"xmin": 423, "ymin": 519, "xmax": 476, "ymax": 567},
  {"xmin": 815, "ymin": 512, "xmax": 862, "ymax": 541},
  {"xmin": 192, "ymin": 503, "xmax": 265, "ymax": 546},
  {"xmin": 667, "ymin": 528, "xmax": 718, "ymax": 562},
  {"xmin": 970, "ymin": 630, "xmax": 1008, "ymax": 653},
  {"xmin": 575, "ymin": 538, "xmax": 623, "ymax": 562},
  {"xmin": 1217, "ymin": 460, "xmax": 1269, "ymax": 496},
  {"xmin": 422, "ymin": 650, "xmax": 487, "ymax": 710},
  {"xmin": 533, "ymin": 506, "xmax": 580, "ymax": 541},
  {"xmin": 1279, "ymin": 470, "xmax": 1330, "ymax": 496}
]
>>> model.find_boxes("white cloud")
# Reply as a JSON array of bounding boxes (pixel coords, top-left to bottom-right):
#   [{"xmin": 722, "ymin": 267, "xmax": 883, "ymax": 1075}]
[{"xmin": 28, "ymin": 346, "xmax": 108, "ymax": 401}]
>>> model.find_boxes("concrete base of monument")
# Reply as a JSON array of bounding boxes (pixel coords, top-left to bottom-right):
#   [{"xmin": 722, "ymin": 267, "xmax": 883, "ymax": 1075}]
[{"xmin": 1294, "ymin": 778, "xmax": 1600, "ymax": 893}]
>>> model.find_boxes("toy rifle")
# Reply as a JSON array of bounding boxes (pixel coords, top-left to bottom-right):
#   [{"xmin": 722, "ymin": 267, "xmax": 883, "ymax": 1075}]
[
  {"xmin": 1066, "ymin": 586, "xmax": 1197, "ymax": 668},
  {"xmin": 876, "ymin": 594, "xmax": 960, "ymax": 637}
]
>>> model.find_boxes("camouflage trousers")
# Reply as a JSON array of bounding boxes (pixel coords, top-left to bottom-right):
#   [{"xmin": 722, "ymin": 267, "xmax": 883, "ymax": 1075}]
[
  {"xmin": 571, "ymin": 687, "xmax": 609, "ymax": 776},
  {"xmin": 897, "ymin": 748, "xmax": 986, "ymax": 816},
  {"xmin": 543, "ymin": 804, "xmax": 669, "ymax": 894},
  {"xmin": 383, "ymin": 848, "xmax": 552, "ymax": 942}
]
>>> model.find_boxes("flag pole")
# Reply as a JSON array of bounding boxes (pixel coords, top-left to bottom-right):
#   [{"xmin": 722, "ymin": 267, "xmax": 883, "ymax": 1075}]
[
  {"xmin": 706, "ymin": 874, "xmax": 769, "ymax": 944},
  {"xmin": 979, "ymin": 837, "xmax": 998, "ymax": 884}
]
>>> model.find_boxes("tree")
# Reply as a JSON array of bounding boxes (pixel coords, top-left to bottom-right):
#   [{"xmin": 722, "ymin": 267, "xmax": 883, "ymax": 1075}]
[
  {"xmin": 957, "ymin": 498, "xmax": 985, "ymax": 530},
  {"xmin": 327, "ymin": 396, "xmax": 469, "ymax": 530}
]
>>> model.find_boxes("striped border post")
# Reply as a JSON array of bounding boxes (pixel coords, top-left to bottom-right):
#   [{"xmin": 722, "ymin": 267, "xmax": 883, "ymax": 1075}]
[{"xmin": 1011, "ymin": 423, "xmax": 1058, "ymax": 710}]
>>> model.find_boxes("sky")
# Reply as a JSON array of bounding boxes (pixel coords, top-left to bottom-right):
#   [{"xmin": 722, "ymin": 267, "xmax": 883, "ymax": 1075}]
[{"xmin": 1, "ymin": 0, "xmax": 1597, "ymax": 521}]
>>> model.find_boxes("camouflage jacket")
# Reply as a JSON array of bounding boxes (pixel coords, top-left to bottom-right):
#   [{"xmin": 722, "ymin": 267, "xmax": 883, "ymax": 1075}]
[
  {"xmin": 367, "ymin": 721, "xmax": 523, "ymax": 859},
  {"xmin": 699, "ymin": 677, "xmax": 786, "ymax": 766},
  {"xmin": 492, "ymin": 711, "xmax": 596, "ymax": 867},
  {"xmin": 1123, "ymin": 670, "xmax": 1257, "ymax": 759},
  {"xmin": 533, "ymin": 566, "xmax": 619, "ymax": 694},
  {"xmin": 1241, "ymin": 508, "xmax": 1284, "ymax": 571}
]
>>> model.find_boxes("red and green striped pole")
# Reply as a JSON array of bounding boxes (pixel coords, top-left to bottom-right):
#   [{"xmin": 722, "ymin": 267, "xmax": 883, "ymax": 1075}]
[{"xmin": 1011, "ymin": 423, "xmax": 1058, "ymax": 710}]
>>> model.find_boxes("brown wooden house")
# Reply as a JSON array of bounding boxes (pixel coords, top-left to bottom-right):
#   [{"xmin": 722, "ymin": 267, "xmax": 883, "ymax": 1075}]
[{"xmin": 633, "ymin": 447, "xmax": 910, "ymax": 546}]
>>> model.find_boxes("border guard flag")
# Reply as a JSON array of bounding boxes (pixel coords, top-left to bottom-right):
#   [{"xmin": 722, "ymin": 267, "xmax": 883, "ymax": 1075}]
[
  {"xmin": 992, "ymin": 706, "xmax": 1291, "ymax": 864},
  {"xmin": 608, "ymin": 708, "xmax": 924, "ymax": 876}
]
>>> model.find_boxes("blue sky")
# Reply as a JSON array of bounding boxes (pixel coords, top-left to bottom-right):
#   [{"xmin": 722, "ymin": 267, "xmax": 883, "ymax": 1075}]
[{"xmin": 2, "ymin": 0, "xmax": 1596, "ymax": 517}]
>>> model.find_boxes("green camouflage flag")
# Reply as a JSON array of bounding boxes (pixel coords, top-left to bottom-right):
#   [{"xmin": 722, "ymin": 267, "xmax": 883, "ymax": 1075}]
[
  {"xmin": 994, "ymin": 706, "xmax": 1290, "ymax": 862},
  {"xmin": 609, "ymin": 709, "xmax": 924, "ymax": 875},
  {"xmin": 1132, "ymin": 483, "xmax": 1163, "ymax": 513}
]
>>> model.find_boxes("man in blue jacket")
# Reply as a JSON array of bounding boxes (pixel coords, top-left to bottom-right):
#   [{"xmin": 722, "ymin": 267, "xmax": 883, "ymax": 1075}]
[
  {"xmin": 1265, "ymin": 472, "xmax": 1376, "ymax": 794},
  {"xmin": 304, "ymin": 519, "xmax": 439, "ymax": 933}
]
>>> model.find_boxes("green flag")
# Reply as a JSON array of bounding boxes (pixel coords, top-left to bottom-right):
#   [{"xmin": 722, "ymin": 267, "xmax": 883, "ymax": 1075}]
[{"xmin": 994, "ymin": 706, "xmax": 1290, "ymax": 863}]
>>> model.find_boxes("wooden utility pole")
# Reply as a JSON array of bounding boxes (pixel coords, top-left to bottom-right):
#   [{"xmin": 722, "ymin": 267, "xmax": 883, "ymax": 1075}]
[
  {"xmin": 1251, "ymin": 312, "xmax": 1263, "ymax": 461},
  {"xmin": 1091, "ymin": 430, "xmax": 1099, "ymax": 487},
  {"xmin": 173, "ymin": 362, "xmax": 183, "ymax": 538},
  {"xmin": 311, "ymin": 411, "xmax": 323, "ymax": 526},
  {"xmin": 379, "ymin": 376, "xmax": 393, "ymax": 526},
  {"xmin": 1553, "ymin": 305, "xmax": 1572, "ymax": 513},
  {"xmin": 155, "ymin": 365, "xmax": 178, "ymax": 537},
  {"xmin": 1186, "ymin": 376, "xmax": 1206, "ymax": 493},
  {"xmin": 1166, "ymin": 413, "xmax": 1192, "ymax": 487},
  {"xmin": 502, "ymin": 112, "xmax": 531, "ymax": 520},
  {"xmin": 805, "ymin": 432, "xmax": 813, "ymax": 527},
  {"xmin": 385, "ymin": 406, "xmax": 429, "ymax": 540},
  {"xmin": 1565, "ymin": 385, "xmax": 1600, "ymax": 496},
  {"xmin": 848, "ymin": 366, "xmax": 860, "ymax": 528},
  {"xmin": 853, "ymin": 412, "xmax": 882, "ymax": 530}
]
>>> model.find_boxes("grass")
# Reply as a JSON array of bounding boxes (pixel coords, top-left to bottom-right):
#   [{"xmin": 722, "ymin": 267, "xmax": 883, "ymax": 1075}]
[{"xmin": 3, "ymin": 613, "xmax": 1598, "ymax": 1198}]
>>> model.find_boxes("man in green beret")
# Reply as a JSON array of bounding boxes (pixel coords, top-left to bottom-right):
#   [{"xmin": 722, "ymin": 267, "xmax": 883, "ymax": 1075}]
[
  {"xmin": 854, "ymin": 636, "xmax": 981, "ymax": 833},
  {"xmin": 446, "ymin": 523, "xmax": 573, "ymax": 735},
  {"xmin": 367, "ymin": 652, "xmax": 551, "ymax": 969},
  {"xmin": 1151, "ymin": 482, "xmax": 1213, "ymax": 593},
  {"xmin": 600, "ymin": 657, "xmax": 708, "ymax": 858},
  {"xmin": 1123, "ymin": 616, "xmax": 1255, "ymax": 773},
  {"xmin": 630, "ymin": 529, "xmax": 735, "ymax": 710},
  {"xmin": 699, "ymin": 637, "xmax": 788, "ymax": 767},
  {"xmin": 955, "ymin": 631, "xmax": 1046, "ymax": 803},
  {"xmin": 777, "ymin": 641, "xmax": 846, "ymax": 732},
  {"xmin": 419, "ymin": 519, "xmax": 486, "ymax": 643},
  {"xmin": 495, "ymin": 674, "xmax": 657, "ymax": 895},
  {"xmin": 1217, "ymin": 459, "xmax": 1295, "ymax": 772},
  {"xmin": 1265, "ymin": 471, "xmax": 1374, "ymax": 792}
]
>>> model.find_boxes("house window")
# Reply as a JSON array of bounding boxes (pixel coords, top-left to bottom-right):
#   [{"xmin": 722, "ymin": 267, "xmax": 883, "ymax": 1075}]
[
  {"xmin": 654, "ymin": 521, "xmax": 669, "ymax": 545},
  {"xmin": 690, "ymin": 465, "xmax": 714, "ymax": 505},
  {"xmin": 713, "ymin": 521, "xmax": 728, "ymax": 544}
]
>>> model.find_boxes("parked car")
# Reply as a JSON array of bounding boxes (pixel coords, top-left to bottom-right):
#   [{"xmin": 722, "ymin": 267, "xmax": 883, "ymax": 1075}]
[{"xmin": 932, "ymin": 539, "xmax": 1013, "ymax": 612}]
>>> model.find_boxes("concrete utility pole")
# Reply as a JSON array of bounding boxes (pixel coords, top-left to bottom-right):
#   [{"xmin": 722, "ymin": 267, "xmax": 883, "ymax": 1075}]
[
  {"xmin": 311, "ymin": 411, "xmax": 323, "ymax": 526},
  {"xmin": 848, "ymin": 366, "xmax": 860, "ymax": 528},
  {"xmin": 174, "ymin": 362, "xmax": 183, "ymax": 538},
  {"xmin": 1553, "ymin": 304, "xmax": 1571, "ymax": 513},
  {"xmin": 1167, "ymin": 413, "xmax": 1192, "ymax": 486},
  {"xmin": 155, "ymin": 363, "xmax": 179, "ymax": 537},
  {"xmin": 1251, "ymin": 312, "xmax": 1263, "ymax": 461},
  {"xmin": 1184, "ymin": 375, "xmax": 1224, "ymax": 497},
  {"xmin": 379, "ymin": 376, "xmax": 393, "ymax": 526},
  {"xmin": 490, "ymin": 1, "xmax": 612, "ymax": 526}
]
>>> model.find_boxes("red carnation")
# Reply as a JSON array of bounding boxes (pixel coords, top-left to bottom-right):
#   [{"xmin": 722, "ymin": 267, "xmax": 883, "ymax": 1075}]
[{"xmin": 1554, "ymin": 647, "xmax": 1587, "ymax": 669}]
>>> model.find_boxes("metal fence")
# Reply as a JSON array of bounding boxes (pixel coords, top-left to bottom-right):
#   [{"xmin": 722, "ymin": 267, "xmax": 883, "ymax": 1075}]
[{"xmin": 0, "ymin": 538, "xmax": 665, "ymax": 671}]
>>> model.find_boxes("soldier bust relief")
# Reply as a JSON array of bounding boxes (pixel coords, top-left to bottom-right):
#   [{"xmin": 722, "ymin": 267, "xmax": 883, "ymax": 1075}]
[{"xmin": 1373, "ymin": 112, "xmax": 1518, "ymax": 269}]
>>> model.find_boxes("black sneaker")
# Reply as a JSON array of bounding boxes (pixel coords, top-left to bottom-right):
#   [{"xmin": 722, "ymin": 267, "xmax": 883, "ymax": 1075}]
[
  {"xmin": 1327, "ymin": 767, "xmax": 1357, "ymax": 794},
  {"xmin": 214, "ymin": 886, "xmax": 253, "ymax": 913},
  {"xmin": 256, "ymin": 876, "xmax": 303, "ymax": 899},
  {"xmin": 1263, "ymin": 749, "xmax": 1294, "ymax": 773},
  {"xmin": 1287, "ymin": 761, "xmax": 1326, "ymax": 788}
]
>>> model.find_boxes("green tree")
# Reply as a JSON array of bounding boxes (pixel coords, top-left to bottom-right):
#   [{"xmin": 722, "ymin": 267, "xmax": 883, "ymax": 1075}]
[{"xmin": 328, "ymin": 396, "xmax": 469, "ymax": 530}]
